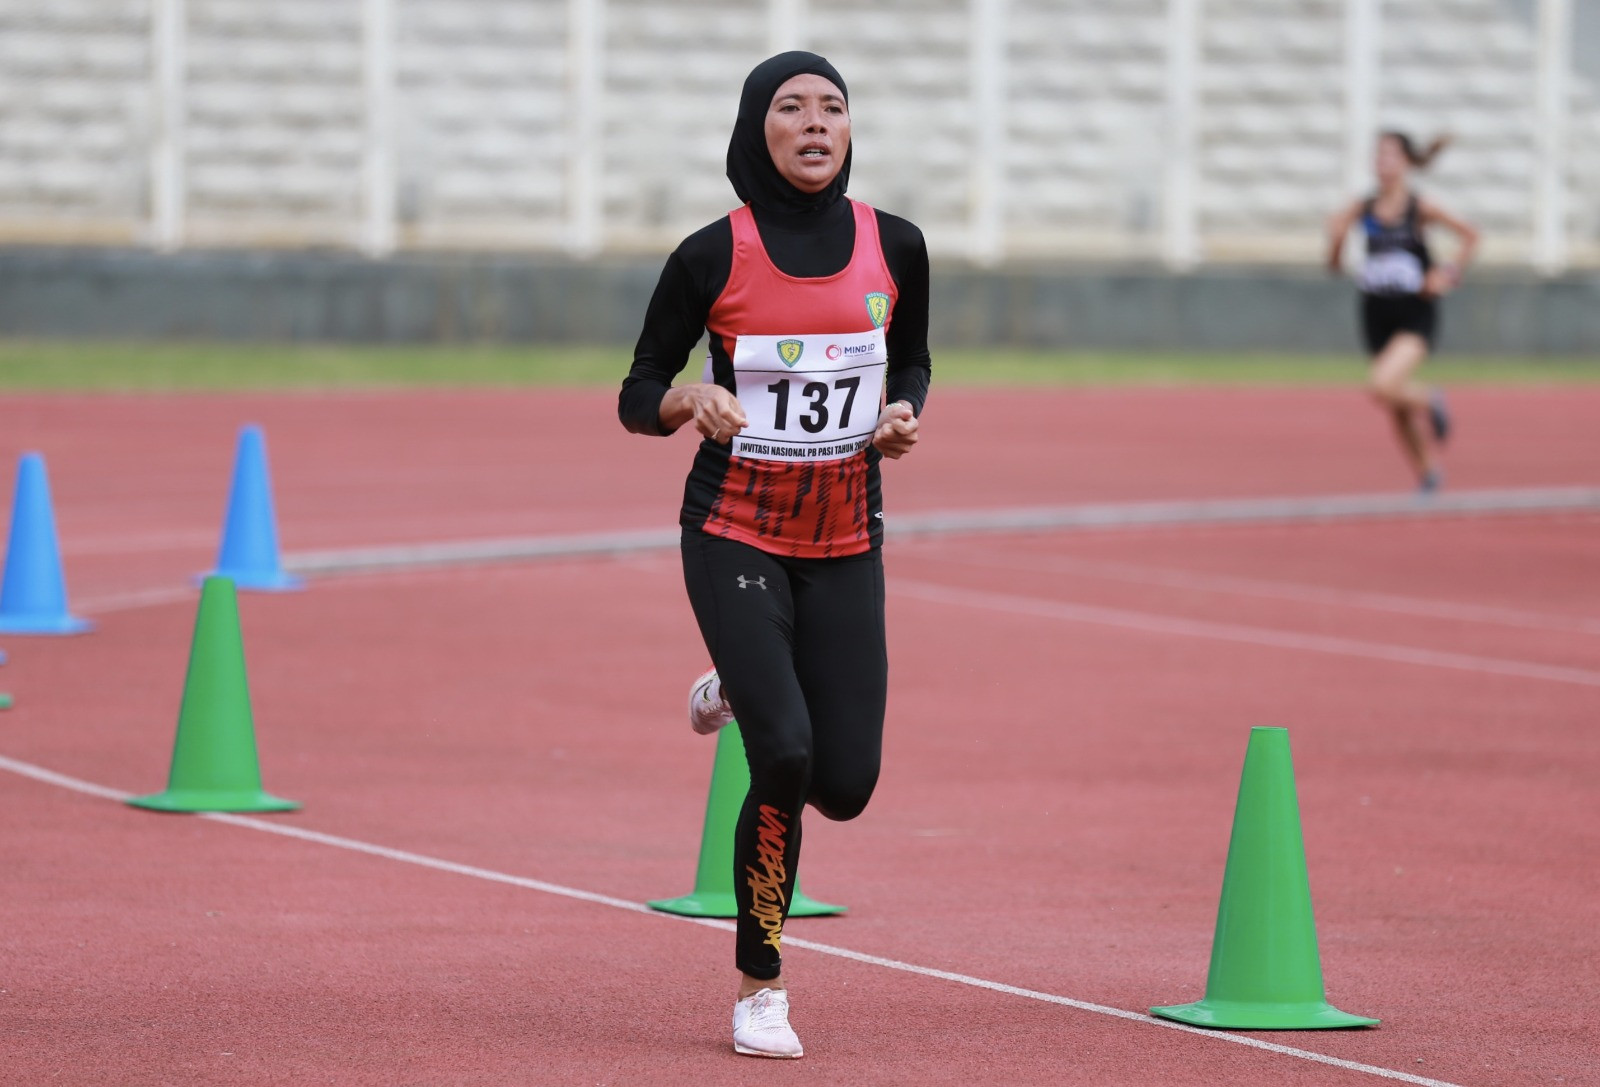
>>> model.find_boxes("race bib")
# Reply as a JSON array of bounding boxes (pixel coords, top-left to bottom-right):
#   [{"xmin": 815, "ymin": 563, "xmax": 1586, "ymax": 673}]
[
  {"xmin": 1360, "ymin": 251, "xmax": 1425, "ymax": 295},
  {"xmin": 730, "ymin": 328, "xmax": 887, "ymax": 463}
]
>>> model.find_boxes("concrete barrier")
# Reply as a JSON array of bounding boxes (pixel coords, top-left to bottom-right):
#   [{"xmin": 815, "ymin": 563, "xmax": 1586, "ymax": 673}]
[{"xmin": 1, "ymin": 247, "xmax": 1596, "ymax": 354}]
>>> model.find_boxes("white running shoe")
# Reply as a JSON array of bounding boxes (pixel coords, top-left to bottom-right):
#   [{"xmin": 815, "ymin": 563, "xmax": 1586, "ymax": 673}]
[
  {"xmin": 688, "ymin": 668, "xmax": 734, "ymax": 735},
  {"xmin": 732, "ymin": 988, "xmax": 803, "ymax": 1059}
]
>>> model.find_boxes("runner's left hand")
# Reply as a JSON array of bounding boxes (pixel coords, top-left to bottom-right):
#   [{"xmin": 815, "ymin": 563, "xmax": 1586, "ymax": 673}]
[
  {"xmin": 1422, "ymin": 265, "xmax": 1460, "ymax": 298},
  {"xmin": 872, "ymin": 401, "xmax": 919, "ymax": 459}
]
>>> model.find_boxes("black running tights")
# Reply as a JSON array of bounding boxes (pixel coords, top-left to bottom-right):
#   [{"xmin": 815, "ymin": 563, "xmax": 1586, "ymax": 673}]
[{"xmin": 680, "ymin": 527, "xmax": 887, "ymax": 980}]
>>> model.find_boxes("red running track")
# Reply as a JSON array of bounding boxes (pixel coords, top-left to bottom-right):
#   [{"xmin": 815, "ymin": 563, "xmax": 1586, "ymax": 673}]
[{"xmin": 1, "ymin": 386, "xmax": 1596, "ymax": 1086}]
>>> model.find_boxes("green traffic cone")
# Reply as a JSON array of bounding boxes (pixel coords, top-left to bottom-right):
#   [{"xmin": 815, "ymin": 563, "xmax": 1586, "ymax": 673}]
[
  {"xmin": 1151, "ymin": 727, "xmax": 1377, "ymax": 1029},
  {"xmin": 127, "ymin": 577, "xmax": 300, "ymax": 814},
  {"xmin": 649, "ymin": 721, "xmax": 844, "ymax": 917}
]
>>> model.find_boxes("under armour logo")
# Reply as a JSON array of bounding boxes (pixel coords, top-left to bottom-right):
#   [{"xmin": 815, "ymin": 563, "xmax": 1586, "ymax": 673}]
[{"xmin": 737, "ymin": 575, "xmax": 767, "ymax": 591}]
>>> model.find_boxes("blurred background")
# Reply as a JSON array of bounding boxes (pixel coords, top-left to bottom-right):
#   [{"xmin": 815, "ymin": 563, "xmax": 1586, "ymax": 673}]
[{"xmin": 0, "ymin": 0, "xmax": 1596, "ymax": 352}]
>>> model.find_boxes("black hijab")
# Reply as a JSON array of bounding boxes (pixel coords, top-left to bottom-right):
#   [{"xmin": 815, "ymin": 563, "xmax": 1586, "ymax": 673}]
[{"xmin": 726, "ymin": 51, "xmax": 852, "ymax": 219}]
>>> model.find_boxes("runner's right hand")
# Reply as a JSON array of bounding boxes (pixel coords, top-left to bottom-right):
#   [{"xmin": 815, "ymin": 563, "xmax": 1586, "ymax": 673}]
[{"xmin": 689, "ymin": 383, "xmax": 748, "ymax": 444}]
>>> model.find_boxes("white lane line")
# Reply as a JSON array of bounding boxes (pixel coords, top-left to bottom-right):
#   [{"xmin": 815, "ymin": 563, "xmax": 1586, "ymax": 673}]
[
  {"xmin": 890, "ymin": 578, "xmax": 1600, "ymax": 688},
  {"xmin": 75, "ymin": 585, "xmax": 198, "ymax": 615},
  {"xmin": 0, "ymin": 753, "xmax": 1467, "ymax": 1087},
  {"xmin": 913, "ymin": 547, "xmax": 1600, "ymax": 636},
  {"xmin": 286, "ymin": 528, "xmax": 680, "ymax": 576},
  {"xmin": 885, "ymin": 487, "xmax": 1600, "ymax": 538},
  {"xmin": 59, "ymin": 489, "xmax": 1599, "ymax": 617},
  {"xmin": 63, "ymin": 529, "xmax": 216, "ymax": 556},
  {"xmin": 67, "ymin": 553, "xmax": 680, "ymax": 617},
  {"xmin": 275, "ymin": 489, "xmax": 1600, "ymax": 579},
  {"xmin": 775, "ymin": 941, "xmax": 1465, "ymax": 1087}
]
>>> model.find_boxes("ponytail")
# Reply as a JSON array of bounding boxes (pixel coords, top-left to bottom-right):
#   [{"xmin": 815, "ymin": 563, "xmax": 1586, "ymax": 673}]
[
  {"xmin": 1382, "ymin": 130, "xmax": 1451, "ymax": 169},
  {"xmin": 1413, "ymin": 134, "xmax": 1451, "ymax": 169}
]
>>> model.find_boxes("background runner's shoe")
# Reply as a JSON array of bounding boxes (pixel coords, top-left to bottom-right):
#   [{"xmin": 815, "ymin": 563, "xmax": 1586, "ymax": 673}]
[
  {"xmin": 1428, "ymin": 390, "xmax": 1452, "ymax": 443},
  {"xmin": 1419, "ymin": 468, "xmax": 1444, "ymax": 494},
  {"xmin": 733, "ymin": 988, "xmax": 803, "ymax": 1058},
  {"xmin": 688, "ymin": 668, "xmax": 735, "ymax": 735}
]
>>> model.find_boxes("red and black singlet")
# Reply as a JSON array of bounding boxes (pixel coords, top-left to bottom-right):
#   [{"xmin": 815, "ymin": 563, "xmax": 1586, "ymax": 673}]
[
  {"xmin": 690, "ymin": 200, "xmax": 894, "ymax": 557},
  {"xmin": 620, "ymin": 196, "xmax": 932, "ymax": 559}
]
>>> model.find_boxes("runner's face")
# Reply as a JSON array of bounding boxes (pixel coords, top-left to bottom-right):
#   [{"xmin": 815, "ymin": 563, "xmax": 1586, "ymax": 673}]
[
  {"xmin": 1375, "ymin": 136, "xmax": 1409, "ymax": 186},
  {"xmin": 764, "ymin": 74, "xmax": 850, "ymax": 193}
]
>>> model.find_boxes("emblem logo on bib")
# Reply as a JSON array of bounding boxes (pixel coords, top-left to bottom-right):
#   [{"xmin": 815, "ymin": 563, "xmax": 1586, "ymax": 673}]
[
  {"xmin": 776, "ymin": 339, "xmax": 805, "ymax": 367},
  {"xmin": 864, "ymin": 292, "xmax": 890, "ymax": 329}
]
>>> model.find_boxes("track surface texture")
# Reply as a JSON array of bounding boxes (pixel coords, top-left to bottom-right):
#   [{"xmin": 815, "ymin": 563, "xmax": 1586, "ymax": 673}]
[{"xmin": 2, "ymin": 386, "xmax": 1597, "ymax": 1086}]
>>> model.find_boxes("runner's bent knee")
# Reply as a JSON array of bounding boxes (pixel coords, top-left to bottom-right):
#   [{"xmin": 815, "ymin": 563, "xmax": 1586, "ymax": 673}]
[{"xmin": 808, "ymin": 766, "xmax": 879, "ymax": 821}]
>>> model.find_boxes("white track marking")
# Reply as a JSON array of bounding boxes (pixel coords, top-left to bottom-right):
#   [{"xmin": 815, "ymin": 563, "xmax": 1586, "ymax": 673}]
[
  {"xmin": 61, "ymin": 490, "xmax": 1598, "ymax": 621},
  {"xmin": 0, "ymin": 753, "xmax": 1468, "ymax": 1087},
  {"xmin": 773, "ymin": 940, "xmax": 1465, "ymax": 1087},
  {"xmin": 914, "ymin": 547, "xmax": 1600, "ymax": 636},
  {"xmin": 884, "ymin": 488, "xmax": 1600, "ymax": 539},
  {"xmin": 890, "ymin": 578, "xmax": 1600, "ymax": 688},
  {"xmin": 75, "ymin": 585, "xmax": 198, "ymax": 615},
  {"xmin": 275, "ymin": 489, "xmax": 1600, "ymax": 579},
  {"xmin": 63, "ymin": 529, "xmax": 216, "ymax": 556},
  {"xmin": 286, "ymin": 528, "xmax": 679, "ymax": 577}
]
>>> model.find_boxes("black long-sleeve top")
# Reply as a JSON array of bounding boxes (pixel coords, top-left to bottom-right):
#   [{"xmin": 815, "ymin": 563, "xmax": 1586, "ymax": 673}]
[{"xmin": 618, "ymin": 198, "xmax": 932, "ymax": 436}]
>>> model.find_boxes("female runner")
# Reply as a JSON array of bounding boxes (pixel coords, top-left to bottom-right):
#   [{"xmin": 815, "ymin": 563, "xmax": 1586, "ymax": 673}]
[
  {"xmin": 1326, "ymin": 131, "xmax": 1478, "ymax": 491},
  {"xmin": 618, "ymin": 52, "xmax": 931, "ymax": 1058}
]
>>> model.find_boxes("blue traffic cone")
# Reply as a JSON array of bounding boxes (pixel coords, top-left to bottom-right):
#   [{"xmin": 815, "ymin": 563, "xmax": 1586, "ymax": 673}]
[
  {"xmin": 0, "ymin": 453, "xmax": 92, "ymax": 634},
  {"xmin": 202, "ymin": 425, "xmax": 303, "ymax": 591}
]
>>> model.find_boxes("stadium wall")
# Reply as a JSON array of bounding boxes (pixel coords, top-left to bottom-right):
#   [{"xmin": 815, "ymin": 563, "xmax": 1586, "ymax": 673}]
[
  {"xmin": 2, "ymin": 246, "xmax": 1596, "ymax": 355},
  {"xmin": 2, "ymin": 0, "xmax": 1597, "ymax": 269}
]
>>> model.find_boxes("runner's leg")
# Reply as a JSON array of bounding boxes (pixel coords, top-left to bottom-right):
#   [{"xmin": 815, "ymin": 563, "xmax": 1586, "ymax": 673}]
[
  {"xmin": 1369, "ymin": 331, "xmax": 1435, "ymax": 480},
  {"xmin": 789, "ymin": 548, "xmax": 888, "ymax": 822},
  {"xmin": 680, "ymin": 529, "xmax": 809, "ymax": 985}
]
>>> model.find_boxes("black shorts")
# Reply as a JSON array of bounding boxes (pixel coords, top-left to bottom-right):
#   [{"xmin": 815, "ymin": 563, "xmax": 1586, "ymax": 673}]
[{"xmin": 1361, "ymin": 293, "xmax": 1438, "ymax": 355}]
